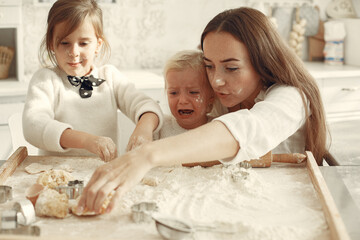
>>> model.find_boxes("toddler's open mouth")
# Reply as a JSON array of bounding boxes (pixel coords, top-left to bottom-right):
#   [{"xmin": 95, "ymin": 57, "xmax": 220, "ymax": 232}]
[{"xmin": 178, "ymin": 109, "xmax": 194, "ymax": 115}]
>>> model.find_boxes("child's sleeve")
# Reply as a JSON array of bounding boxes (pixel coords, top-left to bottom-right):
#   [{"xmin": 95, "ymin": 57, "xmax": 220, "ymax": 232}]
[
  {"xmin": 110, "ymin": 66, "xmax": 164, "ymax": 133},
  {"xmin": 22, "ymin": 69, "xmax": 72, "ymax": 152}
]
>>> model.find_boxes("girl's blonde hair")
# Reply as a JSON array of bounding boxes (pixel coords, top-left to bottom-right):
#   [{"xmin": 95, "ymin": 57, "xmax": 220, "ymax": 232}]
[
  {"xmin": 39, "ymin": 0, "xmax": 110, "ymax": 67},
  {"xmin": 201, "ymin": 7, "xmax": 328, "ymax": 165}
]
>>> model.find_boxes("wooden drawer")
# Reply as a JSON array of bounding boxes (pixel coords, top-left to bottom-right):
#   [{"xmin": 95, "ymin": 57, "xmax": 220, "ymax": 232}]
[
  {"xmin": 0, "ymin": 7, "xmax": 20, "ymax": 25},
  {"xmin": 319, "ymin": 77, "xmax": 360, "ymax": 114}
]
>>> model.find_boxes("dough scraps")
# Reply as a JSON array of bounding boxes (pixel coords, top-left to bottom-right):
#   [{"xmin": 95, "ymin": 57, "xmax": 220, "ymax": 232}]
[
  {"xmin": 70, "ymin": 193, "xmax": 113, "ymax": 216},
  {"xmin": 25, "ymin": 163, "xmax": 53, "ymax": 174}
]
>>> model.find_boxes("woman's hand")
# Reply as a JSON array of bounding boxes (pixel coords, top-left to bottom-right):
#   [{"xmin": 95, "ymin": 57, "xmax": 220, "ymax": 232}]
[
  {"xmin": 76, "ymin": 147, "xmax": 154, "ymax": 214},
  {"xmin": 126, "ymin": 112, "xmax": 159, "ymax": 151},
  {"xmin": 60, "ymin": 129, "xmax": 117, "ymax": 162},
  {"xmin": 76, "ymin": 121, "xmax": 239, "ymax": 214}
]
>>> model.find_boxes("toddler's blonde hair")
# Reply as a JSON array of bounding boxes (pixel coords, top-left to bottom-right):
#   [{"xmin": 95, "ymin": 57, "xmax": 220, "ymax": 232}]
[{"xmin": 163, "ymin": 50, "xmax": 207, "ymax": 88}]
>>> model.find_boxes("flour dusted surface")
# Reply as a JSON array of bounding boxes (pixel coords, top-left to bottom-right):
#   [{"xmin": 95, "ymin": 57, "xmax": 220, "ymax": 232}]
[{"xmin": 2, "ymin": 156, "xmax": 330, "ymax": 240}]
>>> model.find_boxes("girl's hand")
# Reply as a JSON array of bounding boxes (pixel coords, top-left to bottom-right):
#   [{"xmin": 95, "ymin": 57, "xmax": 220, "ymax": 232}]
[
  {"xmin": 76, "ymin": 147, "xmax": 154, "ymax": 214},
  {"xmin": 126, "ymin": 112, "xmax": 159, "ymax": 152},
  {"xmin": 60, "ymin": 129, "xmax": 117, "ymax": 162},
  {"xmin": 84, "ymin": 136, "xmax": 117, "ymax": 162}
]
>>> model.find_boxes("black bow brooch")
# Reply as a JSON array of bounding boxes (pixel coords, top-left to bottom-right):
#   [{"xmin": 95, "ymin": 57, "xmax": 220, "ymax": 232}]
[{"xmin": 67, "ymin": 75, "xmax": 105, "ymax": 98}]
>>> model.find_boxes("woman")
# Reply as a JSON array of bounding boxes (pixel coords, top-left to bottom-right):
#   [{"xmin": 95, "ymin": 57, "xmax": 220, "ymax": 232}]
[{"xmin": 76, "ymin": 7, "xmax": 327, "ymax": 214}]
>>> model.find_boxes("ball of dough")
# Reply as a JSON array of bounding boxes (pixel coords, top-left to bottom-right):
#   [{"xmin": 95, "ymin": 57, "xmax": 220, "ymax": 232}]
[
  {"xmin": 35, "ymin": 188, "xmax": 69, "ymax": 218},
  {"xmin": 37, "ymin": 170, "xmax": 75, "ymax": 189}
]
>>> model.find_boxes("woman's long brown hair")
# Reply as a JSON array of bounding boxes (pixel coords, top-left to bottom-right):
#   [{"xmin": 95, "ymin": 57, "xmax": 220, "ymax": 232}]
[{"xmin": 201, "ymin": 7, "xmax": 328, "ymax": 165}]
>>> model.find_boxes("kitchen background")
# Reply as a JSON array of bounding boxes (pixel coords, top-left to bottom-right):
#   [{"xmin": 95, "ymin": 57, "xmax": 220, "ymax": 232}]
[
  {"xmin": 1, "ymin": 2, "xmax": 360, "ymax": 236},
  {"xmin": 1, "ymin": 0, "xmax": 360, "ymax": 160},
  {"xmin": 20, "ymin": 0, "xmax": 357, "ymax": 73}
]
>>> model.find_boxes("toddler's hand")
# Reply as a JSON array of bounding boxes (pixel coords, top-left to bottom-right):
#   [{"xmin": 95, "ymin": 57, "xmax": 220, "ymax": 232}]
[
  {"xmin": 126, "ymin": 133, "xmax": 152, "ymax": 152},
  {"xmin": 126, "ymin": 112, "xmax": 159, "ymax": 152},
  {"xmin": 85, "ymin": 136, "xmax": 117, "ymax": 162}
]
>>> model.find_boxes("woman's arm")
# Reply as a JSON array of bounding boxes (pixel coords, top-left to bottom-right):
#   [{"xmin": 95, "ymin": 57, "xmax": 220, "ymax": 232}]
[
  {"xmin": 77, "ymin": 120, "xmax": 239, "ymax": 214},
  {"xmin": 60, "ymin": 129, "xmax": 117, "ymax": 162}
]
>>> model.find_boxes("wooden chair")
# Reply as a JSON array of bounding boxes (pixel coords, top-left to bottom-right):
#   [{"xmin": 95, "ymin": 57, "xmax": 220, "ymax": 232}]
[{"xmin": 8, "ymin": 112, "xmax": 38, "ymax": 155}]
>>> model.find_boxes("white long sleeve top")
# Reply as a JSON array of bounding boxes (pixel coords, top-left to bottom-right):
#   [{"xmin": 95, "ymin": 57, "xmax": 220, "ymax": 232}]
[
  {"xmin": 153, "ymin": 115, "xmax": 187, "ymax": 140},
  {"xmin": 214, "ymin": 84, "xmax": 307, "ymax": 164},
  {"xmin": 23, "ymin": 65, "xmax": 163, "ymax": 156}
]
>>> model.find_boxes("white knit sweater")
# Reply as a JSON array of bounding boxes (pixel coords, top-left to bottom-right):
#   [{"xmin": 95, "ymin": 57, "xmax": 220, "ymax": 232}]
[{"xmin": 23, "ymin": 65, "xmax": 163, "ymax": 156}]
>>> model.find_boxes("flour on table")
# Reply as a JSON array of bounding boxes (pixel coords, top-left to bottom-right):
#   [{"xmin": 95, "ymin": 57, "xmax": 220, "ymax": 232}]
[
  {"xmin": 141, "ymin": 167, "xmax": 174, "ymax": 186},
  {"xmin": 2, "ymin": 157, "xmax": 330, "ymax": 240},
  {"xmin": 57, "ymin": 164, "xmax": 73, "ymax": 173},
  {"xmin": 25, "ymin": 163, "xmax": 53, "ymax": 174}
]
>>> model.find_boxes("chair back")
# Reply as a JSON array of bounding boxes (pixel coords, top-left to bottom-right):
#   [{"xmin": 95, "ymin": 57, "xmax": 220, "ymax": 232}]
[{"xmin": 8, "ymin": 112, "xmax": 38, "ymax": 155}]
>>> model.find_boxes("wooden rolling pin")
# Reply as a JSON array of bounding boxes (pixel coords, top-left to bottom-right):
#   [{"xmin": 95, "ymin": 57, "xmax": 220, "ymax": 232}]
[{"xmin": 182, "ymin": 151, "xmax": 307, "ymax": 168}]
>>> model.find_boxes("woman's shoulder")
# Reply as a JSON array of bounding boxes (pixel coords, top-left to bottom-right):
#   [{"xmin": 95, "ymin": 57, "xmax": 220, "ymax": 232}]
[
  {"xmin": 258, "ymin": 84, "xmax": 304, "ymax": 104},
  {"xmin": 264, "ymin": 84, "xmax": 301, "ymax": 97}
]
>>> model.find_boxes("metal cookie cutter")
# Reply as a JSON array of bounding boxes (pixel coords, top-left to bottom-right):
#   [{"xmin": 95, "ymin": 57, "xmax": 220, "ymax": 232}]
[
  {"xmin": 13, "ymin": 199, "xmax": 36, "ymax": 226},
  {"xmin": 0, "ymin": 185, "xmax": 12, "ymax": 204},
  {"xmin": 237, "ymin": 161, "xmax": 252, "ymax": 169},
  {"xmin": 55, "ymin": 180, "xmax": 84, "ymax": 199},
  {"xmin": 0, "ymin": 201, "xmax": 40, "ymax": 236},
  {"xmin": 0, "ymin": 225, "xmax": 40, "ymax": 236},
  {"xmin": 1, "ymin": 200, "xmax": 36, "ymax": 229},
  {"xmin": 0, "ymin": 210, "xmax": 17, "ymax": 230},
  {"xmin": 131, "ymin": 202, "xmax": 158, "ymax": 223}
]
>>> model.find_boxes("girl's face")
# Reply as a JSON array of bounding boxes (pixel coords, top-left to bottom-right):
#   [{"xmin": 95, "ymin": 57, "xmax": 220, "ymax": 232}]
[
  {"xmin": 203, "ymin": 31, "xmax": 263, "ymax": 110},
  {"xmin": 52, "ymin": 16, "xmax": 102, "ymax": 77},
  {"xmin": 166, "ymin": 68, "xmax": 214, "ymax": 129}
]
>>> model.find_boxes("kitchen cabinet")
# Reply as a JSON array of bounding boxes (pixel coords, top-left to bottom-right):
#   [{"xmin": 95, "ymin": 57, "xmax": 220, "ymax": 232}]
[
  {"xmin": 305, "ymin": 62, "xmax": 360, "ymax": 121},
  {"xmin": 305, "ymin": 62, "xmax": 360, "ymax": 166},
  {"xmin": 0, "ymin": 0, "xmax": 24, "ymax": 91}
]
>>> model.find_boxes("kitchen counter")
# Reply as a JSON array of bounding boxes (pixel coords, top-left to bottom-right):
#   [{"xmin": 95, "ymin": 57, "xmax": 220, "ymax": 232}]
[
  {"xmin": 1, "ymin": 157, "xmax": 359, "ymax": 239},
  {"xmin": 326, "ymin": 118, "xmax": 360, "ymax": 166},
  {"xmin": 304, "ymin": 62, "xmax": 360, "ymax": 79},
  {"xmin": 320, "ymin": 166, "xmax": 360, "ymax": 240}
]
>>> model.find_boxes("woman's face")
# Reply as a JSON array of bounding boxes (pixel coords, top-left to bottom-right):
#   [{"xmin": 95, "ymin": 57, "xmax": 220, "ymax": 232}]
[
  {"xmin": 203, "ymin": 31, "xmax": 263, "ymax": 110},
  {"xmin": 166, "ymin": 68, "xmax": 214, "ymax": 129},
  {"xmin": 52, "ymin": 16, "xmax": 102, "ymax": 77}
]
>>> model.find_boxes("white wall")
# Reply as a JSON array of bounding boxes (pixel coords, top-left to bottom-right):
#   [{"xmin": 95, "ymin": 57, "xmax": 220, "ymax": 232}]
[{"xmin": 22, "ymin": 0, "xmax": 331, "ymax": 78}]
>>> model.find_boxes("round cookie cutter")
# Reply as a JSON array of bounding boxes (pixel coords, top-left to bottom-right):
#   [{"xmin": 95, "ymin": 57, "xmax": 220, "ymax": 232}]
[
  {"xmin": 131, "ymin": 202, "xmax": 158, "ymax": 223},
  {"xmin": 152, "ymin": 213, "xmax": 237, "ymax": 240},
  {"xmin": 0, "ymin": 185, "xmax": 12, "ymax": 203}
]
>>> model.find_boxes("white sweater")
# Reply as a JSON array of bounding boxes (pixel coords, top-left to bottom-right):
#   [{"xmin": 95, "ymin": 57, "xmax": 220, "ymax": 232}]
[
  {"xmin": 23, "ymin": 65, "xmax": 163, "ymax": 156},
  {"xmin": 215, "ymin": 84, "xmax": 307, "ymax": 164},
  {"xmin": 153, "ymin": 115, "xmax": 188, "ymax": 140}
]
